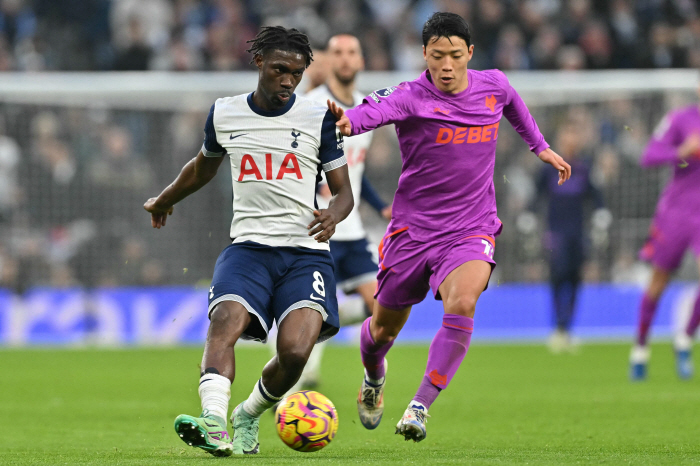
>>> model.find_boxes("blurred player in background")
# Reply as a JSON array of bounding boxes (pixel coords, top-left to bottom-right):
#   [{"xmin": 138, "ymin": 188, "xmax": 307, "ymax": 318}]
[
  {"xmin": 630, "ymin": 92, "xmax": 700, "ymax": 381},
  {"xmin": 534, "ymin": 123, "xmax": 609, "ymax": 353},
  {"xmin": 330, "ymin": 12, "xmax": 571, "ymax": 441},
  {"xmin": 144, "ymin": 26, "xmax": 353, "ymax": 456},
  {"xmin": 293, "ymin": 33, "xmax": 391, "ymax": 389},
  {"xmin": 301, "ymin": 47, "xmax": 329, "ymax": 93}
]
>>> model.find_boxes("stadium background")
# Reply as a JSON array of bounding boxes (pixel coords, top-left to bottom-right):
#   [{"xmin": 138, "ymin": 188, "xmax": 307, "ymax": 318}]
[{"xmin": 0, "ymin": 0, "xmax": 698, "ymax": 345}]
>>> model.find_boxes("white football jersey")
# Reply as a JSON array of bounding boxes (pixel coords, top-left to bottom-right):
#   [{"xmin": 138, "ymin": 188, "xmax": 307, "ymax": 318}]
[
  {"xmin": 202, "ymin": 93, "xmax": 346, "ymax": 251},
  {"xmin": 305, "ymin": 85, "xmax": 373, "ymax": 241}
]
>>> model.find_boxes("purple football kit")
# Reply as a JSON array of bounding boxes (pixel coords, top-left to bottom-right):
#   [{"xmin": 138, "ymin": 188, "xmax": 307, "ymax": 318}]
[
  {"xmin": 346, "ymin": 69, "xmax": 549, "ymax": 309},
  {"xmin": 639, "ymin": 105, "xmax": 700, "ymax": 272},
  {"xmin": 635, "ymin": 104, "xmax": 700, "ymax": 350}
]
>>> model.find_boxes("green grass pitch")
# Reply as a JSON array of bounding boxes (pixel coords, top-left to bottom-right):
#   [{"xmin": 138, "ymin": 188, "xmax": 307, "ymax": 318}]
[{"xmin": 1, "ymin": 343, "xmax": 699, "ymax": 465}]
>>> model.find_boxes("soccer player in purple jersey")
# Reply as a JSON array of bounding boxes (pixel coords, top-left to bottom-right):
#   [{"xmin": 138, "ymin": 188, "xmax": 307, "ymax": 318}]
[
  {"xmin": 630, "ymin": 97, "xmax": 700, "ymax": 381},
  {"xmin": 327, "ymin": 12, "xmax": 571, "ymax": 442}
]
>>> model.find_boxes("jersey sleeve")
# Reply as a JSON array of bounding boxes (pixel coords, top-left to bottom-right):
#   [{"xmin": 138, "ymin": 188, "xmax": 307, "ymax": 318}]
[
  {"xmin": 345, "ymin": 84, "xmax": 413, "ymax": 136},
  {"xmin": 498, "ymin": 71, "xmax": 549, "ymax": 155},
  {"xmin": 201, "ymin": 103, "xmax": 226, "ymax": 157},
  {"xmin": 641, "ymin": 111, "xmax": 682, "ymax": 167},
  {"xmin": 319, "ymin": 109, "xmax": 347, "ymax": 172}
]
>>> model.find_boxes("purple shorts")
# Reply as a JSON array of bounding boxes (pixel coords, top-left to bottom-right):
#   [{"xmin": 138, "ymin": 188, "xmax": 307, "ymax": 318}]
[
  {"xmin": 374, "ymin": 227, "xmax": 497, "ymax": 310},
  {"xmin": 639, "ymin": 212, "xmax": 700, "ymax": 272}
]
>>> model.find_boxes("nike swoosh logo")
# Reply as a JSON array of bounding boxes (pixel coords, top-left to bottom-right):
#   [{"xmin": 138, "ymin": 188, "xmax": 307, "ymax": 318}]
[
  {"xmin": 230, "ymin": 133, "xmax": 248, "ymax": 140},
  {"xmin": 310, "ymin": 294, "xmax": 325, "ymax": 302},
  {"xmin": 290, "ymin": 414, "xmax": 318, "ymax": 429},
  {"xmin": 434, "ymin": 107, "xmax": 450, "ymax": 115}
]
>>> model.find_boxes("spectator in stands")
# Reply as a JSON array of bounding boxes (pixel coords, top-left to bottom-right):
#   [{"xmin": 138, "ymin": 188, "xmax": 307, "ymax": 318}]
[
  {"xmin": 26, "ymin": 112, "xmax": 83, "ymax": 227},
  {"xmin": 113, "ymin": 16, "xmax": 153, "ymax": 71},
  {"xmin": 1, "ymin": 0, "xmax": 700, "ymax": 72},
  {"xmin": 530, "ymin": 25, "xmax": 562, "ymax": 69},
  {"xmin": 88, "ymin": 125, "xmax": 153, "ymax": 225},
  {"xmin": 579, "ymin": 19, "xmax": 613, "ymax": 69},
  {"xmin": 0, "ymin": 36, "xmax": 14, "ymax": 70},
  {"xmin": 0, "ymin": 0, "xmax": 36, "ymax": 49},
  {"xmin": 88, "ymin": 125, "xmax": 151, "ymax": 190},
  {"xmin": 557, "ymin": 45, "xmax": 587, "ymax": 70},
  {"xmin": 110, "ymin": 0, "xmax": 173, "ymax": 53},
  {"xmin": 0, "ymin": 116, "xmax": 20, "ymax": 223},
  {"xmin": 494, "ymin": 24, "xmax": 530, "ymax": 70}
]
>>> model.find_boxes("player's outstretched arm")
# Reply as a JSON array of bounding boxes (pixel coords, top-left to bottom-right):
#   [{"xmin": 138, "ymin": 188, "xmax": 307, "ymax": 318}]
[
  {"xmin": 538, "ymin": 148, "xmax": 571, "ymax": 185},
  {"xmin": 327, "ymin": 99, "xmax": 352, "ymax": 137},
  {"xmin": 144, "ymin": 150, "xmax": 224, "ymax": 228},
  {"xmin": 308, "ymin": 164, "xmax": 354, "ymax": 242}
]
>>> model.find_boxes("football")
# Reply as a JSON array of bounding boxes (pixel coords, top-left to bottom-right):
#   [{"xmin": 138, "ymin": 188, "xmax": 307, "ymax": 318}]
[{"xmin": 274, "ymin": 390, "xmax": 338, "ymax": 452}]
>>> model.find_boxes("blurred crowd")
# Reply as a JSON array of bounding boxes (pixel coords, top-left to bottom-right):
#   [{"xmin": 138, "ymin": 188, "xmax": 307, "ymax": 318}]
[
  {"xmin": 1, "ymin": 88, "xmax": 687, "ymax": 290},
  {"xmin": 0, "ymin": 104, "xmax": 234, "ymax": 291},
  {"xmin": 1, "ymin": 0, "xmax": 700, "ymax": 72},
  {"xmin": 0, "ymin": 0, "xmax": 698, "ymax": 291}
]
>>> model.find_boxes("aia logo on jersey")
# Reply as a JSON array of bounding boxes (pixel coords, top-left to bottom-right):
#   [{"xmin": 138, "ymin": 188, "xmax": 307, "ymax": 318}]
[
  {"xmin": 291, "ymin": 129, "xmax": 300, "ymax": 148},
  {"xmin": 238, "ymin": 153, "xmax": 302, "ymax": 181},
  {"xmin": 435, "ymin": 122, "xmax": 500, "ymax": 144},
  {"xmin": 485, "ymin": 95, "xmax": 496, "ymax": 112}
]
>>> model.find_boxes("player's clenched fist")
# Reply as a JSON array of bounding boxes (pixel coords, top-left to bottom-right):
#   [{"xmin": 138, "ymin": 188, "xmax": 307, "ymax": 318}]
[
  {"xmin": 307, "ymin": 209, "xmax": 338, "ymax": 242},
  {"xmin": 144, "ymin": 197, "xmax": 174, "ymax": 229}
]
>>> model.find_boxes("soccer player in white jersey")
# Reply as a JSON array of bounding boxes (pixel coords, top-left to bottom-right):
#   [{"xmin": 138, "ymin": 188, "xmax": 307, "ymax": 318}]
[
  {"xmin": 288, "ymin": 34, "xmax": 392, "ymax": 389},
  {"xmin": 143, "ymin": 26, "xmax": 353, "ymax": 457}
]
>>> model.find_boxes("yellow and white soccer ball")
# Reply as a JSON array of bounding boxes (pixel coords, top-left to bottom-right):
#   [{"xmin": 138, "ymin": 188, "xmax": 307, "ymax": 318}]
[{"xmin": 275, "ymin": 390, "xmax": 338, "ymax": 452}]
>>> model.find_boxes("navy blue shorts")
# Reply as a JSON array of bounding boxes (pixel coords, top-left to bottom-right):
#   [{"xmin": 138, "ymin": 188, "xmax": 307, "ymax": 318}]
[
  {"xmin": 208, "ymin": 241, "xmax": 339, "ymax": 343},
  {"xmin": 329, "ymin": 238, "xmax": 378, "ymax": 293}
]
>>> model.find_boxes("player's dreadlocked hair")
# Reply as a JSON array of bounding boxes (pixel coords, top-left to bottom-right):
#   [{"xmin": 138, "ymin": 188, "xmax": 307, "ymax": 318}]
[
  {"xmin": 246, "ymin": 26, "xmax": 314, "ymax": 68},
  {"xmin": 422, "ymin": 12, "xmax": 471, "ymax": 47}
]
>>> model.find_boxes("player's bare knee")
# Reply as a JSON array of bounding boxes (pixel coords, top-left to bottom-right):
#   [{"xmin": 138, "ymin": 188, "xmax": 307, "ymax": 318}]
[
  {"xmin": 277, "ymin": 347, "xmax": 310, "ymax": 376},
  {"xmin": 444, "ymin": 293, "xmax": 477, "ymax": 318},
  {"xmin": 208, "ymin": 303, "xmax": 249, "ymax": 338}
]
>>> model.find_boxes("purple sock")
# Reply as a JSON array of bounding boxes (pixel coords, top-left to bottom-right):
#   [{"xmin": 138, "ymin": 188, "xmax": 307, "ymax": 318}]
[
  {"xmin": 685, "ymin": 293, "xmax": 700, "ymax": 337},
  {"xmin": 360, "ymin": 317, "xmax": 393, "ymax": 380},
  {"xmin": 636, "ymin": 293, "xmax": 659, "ymax": 346},
  {"xmin": 413, "ymin": 314, "xmax": 473, "ymax": 409}
]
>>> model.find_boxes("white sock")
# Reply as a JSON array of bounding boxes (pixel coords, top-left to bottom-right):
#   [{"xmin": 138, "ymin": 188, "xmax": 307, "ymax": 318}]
[
  {"xmin": 338, "ymin": 297, "xmax": 369, "ymax": 326},
  {"xmin": 198, "ymin": 373, "xmax": 231, "ymax": 424},
  {"xmin": 409, "ymin": 400, "xmax": 428, "ymax": 412},
  {"xmin": 630, "ymin": 345, "xmax": 650, "ymax": 364},
  {"xmin": 242, "ymin": 378, "xmax": 283, "ymax": 417},
  {"xmin": 675, "ymin": 332, "xmax": 692, "ymax": 351},
  {"xmin": 364, "ymin": 368, "xmax": 385, "ymax": 386}
]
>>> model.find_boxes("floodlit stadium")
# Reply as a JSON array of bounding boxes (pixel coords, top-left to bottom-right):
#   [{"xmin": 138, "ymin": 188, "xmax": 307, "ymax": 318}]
[{"xmin": 1, "ymin": 1, "xmax": 700, "ymax": 464}]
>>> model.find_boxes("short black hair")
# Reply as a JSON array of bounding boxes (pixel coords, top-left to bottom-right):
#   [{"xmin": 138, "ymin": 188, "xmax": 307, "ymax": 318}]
[
  {"xmin": 422, "ymin": 12, "xmax": 471, "ymax": 48},
  {"xmin": 246, "ymin": 26, "xmax": 314, "ymax": 68}
]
